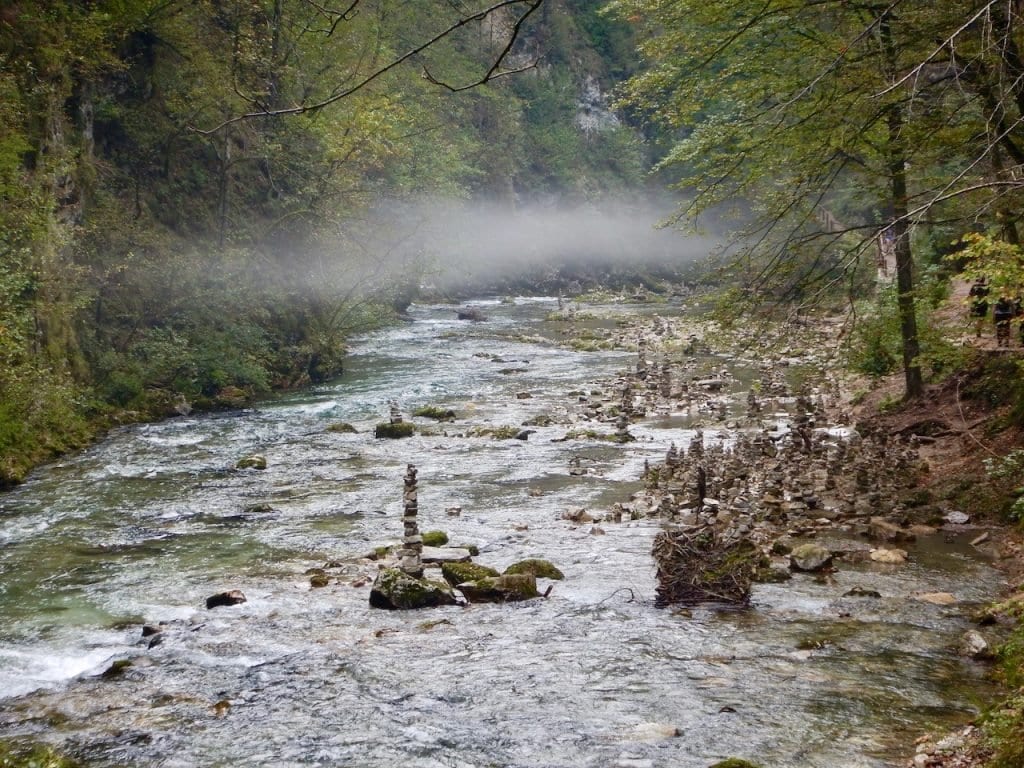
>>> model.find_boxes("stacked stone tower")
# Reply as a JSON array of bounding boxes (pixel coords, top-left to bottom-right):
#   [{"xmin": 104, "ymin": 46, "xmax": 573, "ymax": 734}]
[{"xmin": 398, "ymin": 464, "xmax": 424, "ymax": 578}]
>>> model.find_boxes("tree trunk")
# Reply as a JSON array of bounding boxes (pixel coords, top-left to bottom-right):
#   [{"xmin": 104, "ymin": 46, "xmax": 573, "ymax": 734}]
[{"xmin": 881, "ymin": 10, "xmax": 923, "ymax": 399}]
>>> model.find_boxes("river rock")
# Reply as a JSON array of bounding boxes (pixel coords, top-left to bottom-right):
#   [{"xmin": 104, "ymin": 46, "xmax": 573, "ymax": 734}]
[
  {"xmin": 458, "ymin": 573, "xmax": 539, "ymax": 603},
  {"xmin": 503, "ymin": 558, "xmax": 565, "ymax": 580},
  {"xmin": 869, "ymin": 547, "xmax": 907, "ymax": 564},
  {"xmin": 368, "ymin": 567, "xmax": 457, "ymax": 610},
  {"xmin": 206, "ymin": 589, "xmax": 247, "ymax": 609},
  {"xmin": 868, "ymin": 517, "xmax": 915, "ymax": 543},
  {"xmin": 235, "ymin": 455, "xmax": 267, "ymax": 470},
  {"xmin": 943, "ymin": 510, "xmax": 970, "ymax": 525},
  {"xmin": 843, "ymin": 586, "xmax": 882, "ymax": 598},
  {"xmin": 958, "ymin": 629, "xmax": 993, "ymax": 660},
  {"xmin": 420, "ymin": 546, "xmax": 472, "ymax": 564},
  {"xmin": 914, "ymin": 591, "xmax": 957, "ymax": 606},
  {"xmin": 421, "ymin": 530, "xmax": 449, "ymax": 547},
  {"xmin": 708, "ymin": 760, "xmax": 762, "ymax": 768},
  {"xmin": 789, "ymin": 543, "xmax": 833, "ymax": 572}
]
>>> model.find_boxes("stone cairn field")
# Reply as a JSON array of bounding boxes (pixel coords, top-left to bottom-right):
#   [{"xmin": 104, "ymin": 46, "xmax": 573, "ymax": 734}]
[{"xmin": 579, "ymin": 314, "xmax": 933, "ymax": 606}]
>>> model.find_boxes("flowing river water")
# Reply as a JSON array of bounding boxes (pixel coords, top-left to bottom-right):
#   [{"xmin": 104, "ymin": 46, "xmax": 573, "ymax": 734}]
[{"xmin": 0, "ymin": 299, "xmax": 1005, "ymax": 767}]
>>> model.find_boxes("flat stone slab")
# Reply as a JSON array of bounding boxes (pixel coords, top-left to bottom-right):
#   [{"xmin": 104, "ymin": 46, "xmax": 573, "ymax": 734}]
[{"xmin": 420, "ymin": 546, "xmax": 472, "ymax": 564}]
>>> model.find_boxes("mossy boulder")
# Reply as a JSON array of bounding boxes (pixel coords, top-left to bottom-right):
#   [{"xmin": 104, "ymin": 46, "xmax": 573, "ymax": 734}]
[
  {"xmin": 441, "ymin": 561, "xmax": 500, "ymax": 586},
  {"xmin": 459, "ymin": 573, "xmax": 540, "ymax": 603},
  {"xmin": 326, "ymin": 422, "xmax": 358, "ymax": 434},
  {"xmin": 369, "ymin": 568, "xmax": 457, "ymax": 610},
  {"xmin": 503, "ymin": 558, "xmax": 564, "ymax": 580},
  {"xmin": 789, "ymin": 543, "xmax": 834, "ymax": 573},
  {"xmin": 709, "ymin": 760, "xmax": 762, "ymax": 768},
  {"xmin": 235, "ymin": 454, "xmax": 267, "ymax": 470},
  {"xmin": 421, "ymin": 530, "xmax": 449, "ymax": 547},
  {"xmin": 374, "ymin": 422, "xmax": 415, "ymax": 439},
  {"xmin": 412, "ymin": 406, "xmax": 457, "ymax": 421}
]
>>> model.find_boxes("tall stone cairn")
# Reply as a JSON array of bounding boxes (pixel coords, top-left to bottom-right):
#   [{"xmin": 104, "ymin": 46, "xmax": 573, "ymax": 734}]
[{"xmin": 398, "ymin": 463, "xmax": 424, "ymax": 578}]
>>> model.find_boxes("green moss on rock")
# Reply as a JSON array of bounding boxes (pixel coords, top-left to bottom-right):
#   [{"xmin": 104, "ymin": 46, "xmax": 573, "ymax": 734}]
[
  {"xmin": 326, "ymin": 422, "xmax": 358, "ymax": 434},
  {"xmin": 374, "ymin": 422, "xmax": 415, "ymax": 439},
  {"xmin": 369, "ymin": 568, "xmax": 457, "ymax": 610},
  {"xmin": 0, "ymin": 742, "xmax": 80, "ymax": 768},
  {"xmin": 459, "ymin": 573, "xmax": 540, "ymax": 603},
  {"xmin": 441, "ymin": 561, "xmax": 500, "ymax": 586},
  {"xmin": 235, "ymin": 454, "xmax": 267, "ymax": 470},
  {"xmin": 503, "ymin": 558, "xmax": 564, "ymax": 580},
  {"xmin": 412, "ymin": 406, "xmax": 456, "ymax": 421},
  {"xmin": 421, "ymin": 530, "xmax": 449, "ymax": 547},
  {"xmin": 708, "ymin": 760, "xmax": 762, "ymax": 768}
]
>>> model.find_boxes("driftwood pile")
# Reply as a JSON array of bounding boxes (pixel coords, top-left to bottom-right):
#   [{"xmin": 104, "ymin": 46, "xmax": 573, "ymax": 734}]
[{"xmin": 652, "ymin": 525, "xmax": 760, "ymax": 606}]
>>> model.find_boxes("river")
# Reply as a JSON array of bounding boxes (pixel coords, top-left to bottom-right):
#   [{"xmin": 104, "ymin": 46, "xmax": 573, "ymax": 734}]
[{"xmin": 0, "ymin": 299, "xmax": 1003, "ymax": 767}]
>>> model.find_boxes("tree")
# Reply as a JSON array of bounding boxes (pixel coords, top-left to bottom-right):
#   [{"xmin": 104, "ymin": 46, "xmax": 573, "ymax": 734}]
[{"xmin": 610, "ymin": 1, "xmax": 1024, "ymax": 398}]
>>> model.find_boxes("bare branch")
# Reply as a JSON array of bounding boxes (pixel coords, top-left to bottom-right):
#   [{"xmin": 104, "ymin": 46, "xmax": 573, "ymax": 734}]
[{"xmin": 192, "ymin": 0, "xmax": 544, "ymax": 134}]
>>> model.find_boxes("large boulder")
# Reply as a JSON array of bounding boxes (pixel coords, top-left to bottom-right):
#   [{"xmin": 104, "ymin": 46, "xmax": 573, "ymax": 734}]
[
  {"xmin": 368, "ymin": 568, "xmax": 457, "ymax": 610},
  {"xmin": 458, "ymin": 573, "xmax": 540, "ymax": 603},
  {"xmin": 503, "ymin": 558, "xmax": 564, "ymax": 580},
  {"xmin": 789, "ymin": 543, "xmax": 833, "ymax": 573}
]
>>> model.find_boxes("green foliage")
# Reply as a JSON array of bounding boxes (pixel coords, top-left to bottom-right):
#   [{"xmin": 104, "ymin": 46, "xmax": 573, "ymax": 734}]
[
  {"xmin": 983, "ymin": 450, "xmax": 1024, "ymax": 523},
  {"xmin": 848, "ymin": 279, "xmax": 966, "ymax": 381},
  {"xmin": 0, "ymin": 741, "xmax": 79, "ymax": 768}
]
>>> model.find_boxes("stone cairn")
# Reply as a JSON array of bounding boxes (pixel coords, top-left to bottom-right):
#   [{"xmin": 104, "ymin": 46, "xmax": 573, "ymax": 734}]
[
  {"xmin": 639, "ymin": 395, "xmax": 927, "ymax": 606},
  {"xmin": 389, "ymin": 401, "xmax": 403, "ymax": 425},
  {"xmin": 398, "ymin": 463, "xmax": 424, "ymax": 578}
]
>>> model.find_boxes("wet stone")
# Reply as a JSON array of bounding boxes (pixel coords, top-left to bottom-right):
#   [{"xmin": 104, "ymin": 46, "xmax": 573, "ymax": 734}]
[{"xmin": 206, "ymin": 589, "xmax": 247, "ymax": 609}]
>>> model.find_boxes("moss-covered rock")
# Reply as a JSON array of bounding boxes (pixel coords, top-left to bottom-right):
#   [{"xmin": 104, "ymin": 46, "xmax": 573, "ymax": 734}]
[
  {"xmin": 459, "ymin": 573, "xmax": 540, "ymax": 603},
  {"xmin": 789, "ymin": 543, "xmax": 833, "ymax": 572},
  {"xmin": 441, "ymin": 561, "xmax": 500, "ymax": 586},
  {"xmin": 368, "ymin": 568, "xmax": 457, "ymax": 610},
  {"xmin": 503, "ymin": 558, "xmax": 564, "ymax": 580},
  {"xmin": 374, "ymin": 421, "xmax": 415, "ymax": 439},
  {"xmin": 235, "ymin": 454, "xmax": 267, "ymax": 470},
  {"xmin": 421, "ymin": 530, "xmax": 449, "ymax": 547},
  {"xmin": 412, "ymin": 406, "xmax": 456, "ymax": 421},
  {"xmin": 708, "ymin": 760, "xmax": 762, "ymax": 768},
  {"xmin": 326, "ymin": 422, "xmax": 358, "ymax": 434}
]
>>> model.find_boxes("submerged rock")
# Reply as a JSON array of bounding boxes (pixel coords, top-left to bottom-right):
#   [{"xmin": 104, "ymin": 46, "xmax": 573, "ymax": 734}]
[
  {"xmin": 503, "ymin": 558, "xmax": 565, "ymax": 580},
  {"xmin": 869, "ymin": 547, "xmax": 908, "ymax": 564},
  {"xmin": 914, "ymin": 591, "xmax": 957, "ymax": 606},
  {"xmin": 789, "ymin": 543, "xmax": 833, "ymax": 573},
  {"xmin": 458, "ymin": 573, "xmax": 540, "ymax": 603},
  {"xmin": 206, "ymin": 589, "xmax": 247, "ymax": 609},
  {"xmin": 368, "ymin": 567, "xmax": 457, "ymax": 610},
  {"xmin": 624, "ymin": 722, "xmax": 680, "ymax": 740}
]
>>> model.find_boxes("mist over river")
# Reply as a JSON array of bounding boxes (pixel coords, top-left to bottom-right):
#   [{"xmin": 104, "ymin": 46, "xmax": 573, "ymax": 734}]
[{"xmin": 0, "ymin": 299, "xmax": 1002, "ymax": 767}]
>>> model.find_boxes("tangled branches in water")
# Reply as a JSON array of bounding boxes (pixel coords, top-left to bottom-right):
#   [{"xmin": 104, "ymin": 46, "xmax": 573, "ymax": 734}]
[{"xmin": 652, "ymin": 525, "xmax": 759, "ymax": 607}]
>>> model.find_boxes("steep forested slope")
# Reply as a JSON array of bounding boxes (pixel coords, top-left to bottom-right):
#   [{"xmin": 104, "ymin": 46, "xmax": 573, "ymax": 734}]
[{"xmin": 0, "ymin": 0, "xmax": 647, "ymax": 485}]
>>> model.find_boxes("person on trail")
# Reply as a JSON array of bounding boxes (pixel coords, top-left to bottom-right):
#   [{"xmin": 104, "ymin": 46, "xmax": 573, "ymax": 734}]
[
  {"xmin": 969, "ymin": 278, "xmax": 990, "ymax": 337},
  {"xmin": 994, "ymin": 295, "xmax": 1014, "ymax": 347}
]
